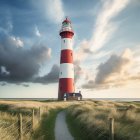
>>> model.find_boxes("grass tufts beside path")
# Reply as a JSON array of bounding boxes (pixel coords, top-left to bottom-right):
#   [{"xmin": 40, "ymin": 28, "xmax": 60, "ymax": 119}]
[
  {"xmin": 33, "ymin": 109, "xmax": 63, "ymax": 140},
  {"xmin": 66, "ymin": 100, "xmax": 140, "ymax": 140}
]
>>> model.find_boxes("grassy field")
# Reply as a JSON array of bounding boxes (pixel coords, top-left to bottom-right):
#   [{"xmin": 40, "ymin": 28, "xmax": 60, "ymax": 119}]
[
  {"xmin": 0, "ymin": 100, "xmax": 74, "ymax": 140},
  {"xmin": 66, "ymin": 100, "xmax": 140, "ymax": 140},
  {"xmin": 0, "ymin": 100, "xmax": 140, "ymax": 140}
]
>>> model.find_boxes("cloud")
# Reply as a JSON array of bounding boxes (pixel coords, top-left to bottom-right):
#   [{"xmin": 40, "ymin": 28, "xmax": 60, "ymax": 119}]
[
  {"xmin": 82, "ymin": 80, "xmax": 110, "ymax": 90},
  {"xmin": 0, "ymin": 82, "xmax": 7, "ymax": 86},
  {"xmin": 74, "ymin": 40, "xmax": 92, "ymax": 82},
  {"xmin": 22, "ymin": 84, "xmax": 30, "ymax": 87},
  {"xmin": 44, "ymin": 0, "xmax": 64, "ymax": 23},
  {"xmin": 74, "ymin": 40, "xmax": 92, "ymax": 64},
  {"xmin": 35, "ymin": 64, "xmax": 59, "ymax": 83},
  {"xmin": 95, "ymin": 48, "xmax": 133, "ymax": 84},
  {"xmin": 82, "ymin": 48, "xmax": 140, "ymax": 89},
  {"xmin": 74, "ymin": 61, "xmax": 83, "ymax": 83},
  {"xmin": 35, "ymin": 26, "xmax": 41, "ymax": 37},
  {"xmin": 0, "ymin": 14, "xmax": 13, "ymax": 34},
  {"xmin": 0, "ymin": 31, "xmax": 51, "ymax": 83},
  {"xmin": 6, "ymin": 20, "xmax": 13, "ymax": 33},
  {"xmin": 74, "ymin": 0, "xmax": 130, "ymax": 83},
  {"xmin": 32, "ymin": 0, "xmax": 64, "ymax": 24},
  {"xmin": 75, "ymin": 0, "xmax": 130, "ymax": 60},
  {"xmin": 90, "ymin": 0, "xmax": 130, "ymax": 52},
  {"xmin": 10, "ymin": 36, "xmax": 24, "ymax": 47}
]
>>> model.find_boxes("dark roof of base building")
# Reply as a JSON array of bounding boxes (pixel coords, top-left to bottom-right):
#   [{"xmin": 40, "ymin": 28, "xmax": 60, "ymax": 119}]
[{"xmin": 65, "ymin": 93, "xmax": 82, "ymax": 97}]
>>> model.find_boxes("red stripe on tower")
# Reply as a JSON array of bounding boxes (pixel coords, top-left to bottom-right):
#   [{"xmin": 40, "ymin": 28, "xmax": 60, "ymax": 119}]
[
  {"xmin": 58, "ymin": 17, "xmax": 75, "ymax": 100},
  {"xmin": 60, "ymin": 50, "xmax": 73, "ymax": 63}
]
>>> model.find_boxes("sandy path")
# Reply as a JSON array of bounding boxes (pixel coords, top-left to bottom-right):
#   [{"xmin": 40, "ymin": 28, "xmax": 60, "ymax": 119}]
[{"xmin": 55, "ymin": 111, "xmax": 74, "ymax": 140}]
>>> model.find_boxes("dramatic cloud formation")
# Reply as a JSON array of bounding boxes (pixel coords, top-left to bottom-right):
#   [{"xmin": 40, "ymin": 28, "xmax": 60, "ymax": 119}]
[
  {"xmin": 82, "ymin": 49, "xmax": 140, "ymax": 89},
  {"xmin": 74, "ymin": 0, "xmax": 133, "ymax": 87},
  {"xmin": 90, "ymin": 0, "xmax": 130, "ymax": 52},
  {"xmin": 0, "ymin": 0, "xmax": 140, "ymax": 99},
  {"xmin": 75, "ymin": 0, "xmax": 130, "ymax": 62},
  {"xmin": 35, "ymin": 64, "xmax": 59, "ymax": 84},
  {"xmin": 0, "ymin": 31, "xmax": 51, "ymax": 83},
  {"xmin": 74, "ymin": 0, "xmax": 131, "ymax": 83},
  {"xmin": 95, "ymin": 48, "xmax": 132, "ymax": 84}
]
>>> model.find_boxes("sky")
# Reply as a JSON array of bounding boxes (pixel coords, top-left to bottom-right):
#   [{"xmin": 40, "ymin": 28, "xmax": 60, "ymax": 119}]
[{"xmin": 0, "ymin": 0, "xmax": 140, "ymax": 98}]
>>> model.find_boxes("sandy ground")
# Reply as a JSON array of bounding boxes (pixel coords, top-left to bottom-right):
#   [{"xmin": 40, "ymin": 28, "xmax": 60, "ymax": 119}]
[{"xmin": 55, "ymin": 111, "xmax": 74, "ymax": 140}]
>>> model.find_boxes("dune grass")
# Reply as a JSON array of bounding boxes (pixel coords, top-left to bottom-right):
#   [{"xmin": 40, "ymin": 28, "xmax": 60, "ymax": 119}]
[
  {"xmin": 33, "ymin": 108, "xmax": 63, "ymax": 140},
  {"xmin": 66, "ymin": 112, "xmax": 91, "ymax": 140},
  {"xmin": 66, "ymin": 100, "xmax": 140, "ymax": 140},
  {"xmin": 1, "ymin": 100, "xmax": 139, "ymax": 140},
  {"xmin": 0, "ymin": 100, "xmax": 75, "ymax": 140}
]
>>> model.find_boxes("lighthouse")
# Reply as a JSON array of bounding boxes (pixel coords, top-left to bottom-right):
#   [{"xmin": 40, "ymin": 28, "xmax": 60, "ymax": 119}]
[{"xmin": 58, "ymin": 17, "xmax": 75, "ymax": 100}]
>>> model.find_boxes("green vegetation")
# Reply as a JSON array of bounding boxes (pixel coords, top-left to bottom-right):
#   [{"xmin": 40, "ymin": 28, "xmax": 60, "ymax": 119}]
[
  {"xmin": 0, "ymin": 100, "xmax": 73, "ymax": 140},
  {"xmin": 66, "ymin": 112, "xmax": 91, "ymax": 140},
  {"xmin": 1, "ymin": 100, "xmax": 140, "ymax": 140},
  {"xmin": 33, "ymin": 109, "xmax": 62, "ymax": 140},
  {"xmin": 0, "ymin": 107, "xmax": 37, "ymax": 140},
  {"xmin": 66, "ymin": 100, "xmax": 140, "ymax": 140}
]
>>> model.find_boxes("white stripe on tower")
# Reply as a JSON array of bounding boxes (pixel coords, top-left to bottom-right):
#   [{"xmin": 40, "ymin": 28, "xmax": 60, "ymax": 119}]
[
  {"xmin": 59, "ymin": 63, "xmax": 74, "ymax": 78},
  {"xmin": 61, "ymin": 38, "xmax": 73, "ymax": 50}
]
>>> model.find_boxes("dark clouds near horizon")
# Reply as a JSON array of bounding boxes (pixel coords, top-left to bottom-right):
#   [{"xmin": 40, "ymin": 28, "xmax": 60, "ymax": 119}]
[{"xmin": 35, "ymin": 64, "xmax": 59, "ymax": 84}]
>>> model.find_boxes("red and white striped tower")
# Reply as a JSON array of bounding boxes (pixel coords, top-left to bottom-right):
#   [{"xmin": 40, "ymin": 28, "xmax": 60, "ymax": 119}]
[{"xmin": 58, "ymin": 17, "xmax": 74, "ymax": 100}]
